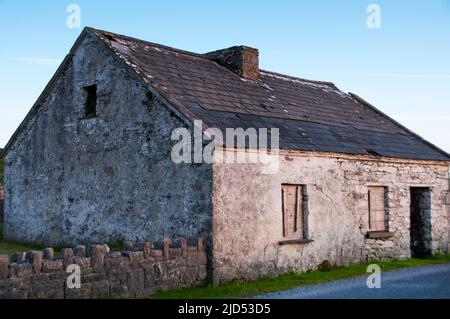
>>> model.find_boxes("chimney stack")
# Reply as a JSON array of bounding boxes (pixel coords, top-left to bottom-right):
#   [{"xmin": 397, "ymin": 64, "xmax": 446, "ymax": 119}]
[{"xmin": 206, "ymin": 46, "xmax": 259, "ymax": 81}]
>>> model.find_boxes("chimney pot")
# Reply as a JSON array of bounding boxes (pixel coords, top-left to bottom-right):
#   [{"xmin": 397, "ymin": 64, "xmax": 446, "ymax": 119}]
[{"xmin": 206, "ymin": 46, "xmax": 259, "ymax": 81}]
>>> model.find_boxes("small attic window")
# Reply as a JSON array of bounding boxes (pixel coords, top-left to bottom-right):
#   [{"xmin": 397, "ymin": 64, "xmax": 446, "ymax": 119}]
[
  {"xmin": 84, "ymin": 85, "xmax": 97, "ymax": 118},
  {"xmin": 366, "ymin": 149, "xmax": 381, "ymax": 158}
]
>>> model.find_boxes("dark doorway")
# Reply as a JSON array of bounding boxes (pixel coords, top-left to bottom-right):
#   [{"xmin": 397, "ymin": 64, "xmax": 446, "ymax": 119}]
[{"xmin": 410, "ymin": 187, "xmax": 432, "ymax": 257}]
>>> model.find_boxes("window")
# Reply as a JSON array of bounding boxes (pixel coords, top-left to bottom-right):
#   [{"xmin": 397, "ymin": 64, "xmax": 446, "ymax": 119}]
[
  {"xmin": 281, "ymin": 184, "xmax": 308, "ymax": 240},
  {"xmin": 84, "ymin": 85, "xmax": 97, "ymax": 118},
  {"xmin": 368, "ymin": 186, "xmax": 388, "ymax": 231}
]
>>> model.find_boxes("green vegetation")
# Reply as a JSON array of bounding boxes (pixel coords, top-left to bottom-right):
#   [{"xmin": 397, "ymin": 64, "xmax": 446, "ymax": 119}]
[
  {"xmin": 0, "ymin": 224, "xmax": 51, "ymax": 256},
  {"xmin": 152, "ymin": 254, "xmax": 450, "ymax": 299},
  {"xmin": 0, "ymin": 223, "xmax": 124, "ymax": 257}
]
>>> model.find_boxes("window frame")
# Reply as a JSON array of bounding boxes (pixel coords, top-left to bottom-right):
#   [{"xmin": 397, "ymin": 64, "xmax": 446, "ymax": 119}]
[
  {"xmin": 367, "ymin": 186, "xmax": 389, "ymax": 232},
  {"xmin": 281, "ymin": 184, "xmax": 309, "ymax": 241},
  {"xmin": 83, "ymin": 84, "xmax": 98, "ymax": 119}
]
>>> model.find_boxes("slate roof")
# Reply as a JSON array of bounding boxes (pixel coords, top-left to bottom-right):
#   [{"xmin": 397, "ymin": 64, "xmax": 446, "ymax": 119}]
[
  {"xmin": 87, "ymin": 28, "xmax": 450, "ymax": 161},
  {"xmin": 3, "ymin": 28, "xmax": 450, "ymax": 162}
]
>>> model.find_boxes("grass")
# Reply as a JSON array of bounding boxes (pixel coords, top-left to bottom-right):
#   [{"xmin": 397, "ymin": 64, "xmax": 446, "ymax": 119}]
[
  {"xmin": 0, "ymin": 223, "xmax": 51, "ymax": 256},
  {"xmin": 0, "ymin": 223, "xmax": 124, "ymax": 257},
  {"xmin": 152, "ymin": 254, "xmax": 450, "ymax": 299}
]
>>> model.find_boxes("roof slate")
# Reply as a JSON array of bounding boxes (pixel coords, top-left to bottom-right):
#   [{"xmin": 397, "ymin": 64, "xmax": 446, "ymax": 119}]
[{"xmin": 55, "ymin": 29, "xmax": 450, "ymax": 160}]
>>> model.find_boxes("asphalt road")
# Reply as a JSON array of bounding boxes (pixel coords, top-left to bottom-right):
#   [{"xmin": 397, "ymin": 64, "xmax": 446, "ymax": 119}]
[{"xmin": 255, "ymin": 264, "xmax": 450, "ymax": 299}]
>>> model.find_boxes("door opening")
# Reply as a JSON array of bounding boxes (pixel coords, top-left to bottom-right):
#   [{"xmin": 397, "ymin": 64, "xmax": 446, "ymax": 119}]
[{"xmin": 410, "ymin": 187, "xmax": 432, "ymax": 257}]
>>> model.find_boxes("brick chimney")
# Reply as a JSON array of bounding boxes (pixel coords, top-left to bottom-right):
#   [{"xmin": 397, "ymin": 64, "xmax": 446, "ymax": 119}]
[{"xmin": 206, "ymin": 46, "xmax": 259, "ymax": 81}]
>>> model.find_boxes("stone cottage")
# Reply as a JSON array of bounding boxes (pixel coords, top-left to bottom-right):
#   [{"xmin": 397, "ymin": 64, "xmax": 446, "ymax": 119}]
[{"xmin": 2, "ymin": 28, "xmax": 449, "ymax": 282}]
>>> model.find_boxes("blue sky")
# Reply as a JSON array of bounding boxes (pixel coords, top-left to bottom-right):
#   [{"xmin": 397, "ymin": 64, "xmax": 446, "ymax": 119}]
[{"xmin": 1, "ymin": 0, "xmax": 449, "ymax": 151}]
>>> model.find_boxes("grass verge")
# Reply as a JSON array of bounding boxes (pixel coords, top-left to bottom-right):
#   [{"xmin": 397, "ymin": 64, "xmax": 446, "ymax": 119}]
[
  {"xmin": 152, "ymin": 254, "xmax": 450, "ymax": 299},
  {"xmin": 0, "ymin": 223, "xmax": 50, "ymax": 256}
]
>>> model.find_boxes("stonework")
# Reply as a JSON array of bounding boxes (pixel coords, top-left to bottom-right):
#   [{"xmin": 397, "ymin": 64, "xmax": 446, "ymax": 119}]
[
  {"xmin": 1, "ymin": 27, "xmax": 450, "ymax": 289},
  {"xmin": 0, "ymin": 238, "xmax": 207, "ymax": 299},
  {"xmin": 2, "ymin": 33, "xmax": 212, "ymax": 246},
  {"xmin": 211, "ymin": 149, "xmax": 450, "ymax": 283},
  {"xmin": 0, "ymin": 184, "xmax": 3, "ymax": 223}
]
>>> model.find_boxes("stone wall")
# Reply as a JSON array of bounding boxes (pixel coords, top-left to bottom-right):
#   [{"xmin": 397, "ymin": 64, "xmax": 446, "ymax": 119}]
[
  {"xmin": 3, "ymin": 32, "xmax": 212, "ymax": 246},
  {"xmin": 0, "ymin": 185, "xmax": 3, "ymax": 223},
  {"xmin": 211, "ymin": 148, "xmax": 450, "ymax": 283},
  {"xmin": 0, "ymin": 238, "xmax": 207, "ymax": 299}
]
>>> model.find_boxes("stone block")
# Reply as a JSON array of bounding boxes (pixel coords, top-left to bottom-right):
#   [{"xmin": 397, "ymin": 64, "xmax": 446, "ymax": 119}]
[
  {"xmin": 0, "ymin": 255, "xmax": 9, "ymax": 279},
  {"xmin": 42, "ymin": 248, "xmax": 54, "ymax": 259},
  {"xmin": 126, "ymin": 269, "xmax": 145, "ymax": 297},
  {"xmin": 92, "ymin": 280, "xmax": 110, "ymax": 298},
  {"xmin": 30, "ymin": 280, "xmax": 64, "ymax": 299},
  {"xmin": 11, "ymin": 252, "xmax": 26, "ymax": 263},
  {"xmin": 10, "ymin": 262, "xmax": 33, "ymax": 278},
  {"xmin": 61, "ymin": 248, "xmax": 74, "ymax": 268},
  {"xmin": 0, "ymin": 278, "xmax": 30, "ymax": 299},
  {"xmin": 73, "ymin": 256, "xmax": 91, "ymax": 269},
  {"xmin": 42, "ymin": 259, "xmax": 64, "ymax": 273},
  {"xmin": 26, "ymin": 251, "xmax": 43, "ymax": 274},
  {"xmin": 180, "ymin": 266, "xmax": 198, "ymax": 285},
  {"xmin": 65, "ymin": 284, "xmax": 92, "ymax": 299},
  {"xmin": 198, "ymin": 266, "xmax": 207, "ymax": 281},
  {"xmin": 74, "ymin": 245, "xmax": 86, "ymax": 257},
  {"xmin": 186, "ymin": 249, "xmax": 199, "ymax": 266},
  {"xmin": 91, "ymin": 245, "xmax": 104, "ymax": 273},
  {"xmin": 122, "ymin": 251, "xmax": 144, "ymax": 263},
  {"xmin": 169, "ymin": 248, "xmax": 182, "ymax": 259}
]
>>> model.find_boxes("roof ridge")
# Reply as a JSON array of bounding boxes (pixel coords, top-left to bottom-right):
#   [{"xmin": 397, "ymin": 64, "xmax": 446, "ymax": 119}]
[
  {"xmin": 260, "ymin": 69, "xmax": 336, "ymax": 87},
  {"xmin": 87, "ymin": 27, "xmax": 340, "ymax": 89},
  {"xmin": 86, "ymin": 27, "xmax": 206, "ymax": 60}
]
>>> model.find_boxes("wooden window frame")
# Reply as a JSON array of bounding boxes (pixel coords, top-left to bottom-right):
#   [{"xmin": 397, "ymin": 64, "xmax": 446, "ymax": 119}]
[
  {"xmin": 368, "ymin": 186, "xmax": 389, "ymax": 232},
  {"xmin": 281, "ymin": 184, "xmax": 309, "ymax": 241}
]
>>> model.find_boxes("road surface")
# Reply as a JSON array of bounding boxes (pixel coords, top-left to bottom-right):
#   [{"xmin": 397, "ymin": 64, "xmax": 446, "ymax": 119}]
[{"xmin": 255, "ymin": 264, "xmax": 450, "ymax": 299}]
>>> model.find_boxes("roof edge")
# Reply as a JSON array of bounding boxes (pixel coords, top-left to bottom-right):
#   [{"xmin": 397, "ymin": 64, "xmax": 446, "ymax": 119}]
[
  {"xmin": 349, "ymin": 92, "xmax": 450, "ymax": 162},
  {"xmin": 2, "ymin": 28, "xmax": 93, "ymax": 156},
  {"xmin": 87, "ymin": 28, "xmax": 197, "ymax": 130}
]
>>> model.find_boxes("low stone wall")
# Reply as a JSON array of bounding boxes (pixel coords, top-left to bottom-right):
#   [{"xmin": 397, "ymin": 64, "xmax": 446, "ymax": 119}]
[{"xmin": 0, "ymin": 238, "xmax": 207, "ymax": 299}]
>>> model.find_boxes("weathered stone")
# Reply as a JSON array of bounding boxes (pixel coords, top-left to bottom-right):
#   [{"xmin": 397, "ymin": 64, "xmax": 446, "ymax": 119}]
[
  {"xmin": 122, "ymin": 251, "xmax": 144, "ymax": 263},
  {"xmin": 152, "ymin": 249, "xmax": 163, "ymax": 261},
  {"xmin": 65, "ymin": 283, "xmax": 92, "ymax": 299},
  {"xmin": 73, "ymin": 245, "xmax": 86, "ymax": 258},
  {"xmin": 123, "ymin": 241, "xmax": 134, "ymax": 251},
  {"xmin": 73, "ymin": 256, "xmax": 91, "ymax": 269},
  {"xmin": 180, "ymin": 266, "xmax": 198, "ymax": 285},
  {"xmin": 91, "ymin": 245, "xmax": 104, "ymax": 273},
  {"xmin": 25, "ymin": 251, "xmax": 43, "ymax": 274},
  {"xmin": 10, "ymin": 262, "xmax": 33, "ymax": 278},
  {"xmin": 92, "ymin": 280, "xmax": 110, "ymax": 298},
  {"xmin": 169, "ymin": 248, "xmax": 182, "ymax": 259},
  {"xmin": 0, "ymin": 278, "xmax": 30, "ymax": 299},
  {"xmin": 30, "ymin": 280, "xmax": 64, "ymax": 299},
  {"xmin": 198, "ymin": 266, "xmax": 207, "ymax": 281},
  {"xmin": 0, "ymin": 255, "xmax": 9, "ymax": 280},
  {"xmin": 136, "ymin": 242, "xmax": 152, "ymax": 259},
  {"xmin": 186, "ymin": 249, "xmax": 199, "ymax": 267},
  {"xmin": 163, "ymin": 238, "xmax": 172, "ymax": 260},
  {"xmin": 42, "ymin": 248, "xmax": 54, "ymax": 259},
  {"xmin": 61, "ymin": 248, "xmax": 74, "ymax": 268},
  {"xmin": 11, "ymin": 252, "xmax": 26, "ymax": 263},
  {"xmin": 42, "ymin": 259, "xmax": 64, "ymax": 273},
  {"xmin": 126, "ymin": 269, "xmax": 145, "ymax": 297}
]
